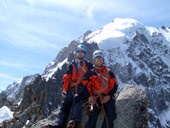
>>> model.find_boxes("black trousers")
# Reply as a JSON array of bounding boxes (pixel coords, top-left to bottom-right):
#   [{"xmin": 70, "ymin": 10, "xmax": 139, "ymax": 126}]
[
  {"xmin": 85, "ymin": 97, "xmax": 117, "ymax": 128},
  {"xmin": 57, "ymin": 85, "xmax": 89, "ymax": 127}
]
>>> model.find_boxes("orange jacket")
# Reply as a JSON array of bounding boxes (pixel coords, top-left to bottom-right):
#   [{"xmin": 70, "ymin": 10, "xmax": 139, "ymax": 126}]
[
  {"xmin": 84, "ymin": 65, "xmax": 118, "ymax": 96},
  {"xmin": 62, "ymin": 59, "xmax": 93, "ymax": 92}
]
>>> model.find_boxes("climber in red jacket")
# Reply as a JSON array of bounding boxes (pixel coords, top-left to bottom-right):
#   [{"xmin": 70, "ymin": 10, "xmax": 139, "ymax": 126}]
[
  {"xmin": 84, "ymin": 50, "xmax": 118, "ymax": 128},
  {"xmin": 44, "ymin": 44, "xmax": 93, "ymax": 128}
]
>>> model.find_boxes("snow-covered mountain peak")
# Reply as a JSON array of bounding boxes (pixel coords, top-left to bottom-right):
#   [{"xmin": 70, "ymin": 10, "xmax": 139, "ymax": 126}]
[
  {"xmin": 146, "ymin": 26, "xmax": 170, "ymax": 42},
  {"xmin": 86, "ymin": 18, "xmax": 152, "ymax": 50},
  {"xmin": 5, "ymin": 74, "xmax": 39, "ymax": 102},
  {"xmin": 109, "ymin": 18, "xmax": 143, "ymax": 31},
  {"xmin": 86, "ymin": 18, "xmax": 170, "ymax": 60}
]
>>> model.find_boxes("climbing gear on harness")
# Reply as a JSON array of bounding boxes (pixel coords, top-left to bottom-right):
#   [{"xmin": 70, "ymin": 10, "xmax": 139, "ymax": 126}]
[
  {"xmin": 89, "ymin": 103, "xmax": 94, "ymax": 111},
  {"xmin": 71, "ymin": 59, "xmax": 86, "ymax": 95},
  {"xmin": 67, "ymin": 120, "xmax": 81, "ymax": 128},
  {"xmin": 95, "ymin": 70, "xmax": 109, "ymax": 92},
  {"xmin": 90, "ymin": 68, "xmax": 111, "ymax": 128},
  {"xmin": 91, "ymin": 68, "xmax": 110, "ymax": 98}
]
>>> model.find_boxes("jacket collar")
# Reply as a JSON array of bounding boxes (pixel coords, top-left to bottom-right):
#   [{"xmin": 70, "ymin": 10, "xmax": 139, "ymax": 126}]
[
  {"xmin": 94, "ymin": 65, "xmax": 107, "ymax": 73},
  {"xmin": 74, "ymin": 58, "xmax": 86, "ymax": 64}
]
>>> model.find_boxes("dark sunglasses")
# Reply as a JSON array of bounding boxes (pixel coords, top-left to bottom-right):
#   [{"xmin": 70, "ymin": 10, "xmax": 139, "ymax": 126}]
[
  {"xmin": 94, "ymin": 57, "xmax": 104, "ymax": 60},
  {"xmin": 76, "ymin": 50, "xmax": 86, "ymax": 54}
]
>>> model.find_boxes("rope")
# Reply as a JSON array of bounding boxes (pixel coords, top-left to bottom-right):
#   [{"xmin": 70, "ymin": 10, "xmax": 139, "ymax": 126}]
[
  {"xmin": 91, "ymin": 87, "xmax": 110, "ymax": 128},
  {"xmin": 74, "ymin": 60, "xmax": 86, "ymax": 95},
  {"xmin": 79, "ymin": 64, "xmax": 86, "ymax": 73},
  {"xmin": 86, "ymin": 94, "xmax": 109, "ymax": 128},
  {"xmin": 99, "ymin": 95, "xmax": 109, "ymax": 128},
  {"xmin": 95, "ymin": 71, "xmax": 109, "ymax": 92},
  {"xmin": 92, "ymin": 69, "xmax": 110, "ymax": 128}
]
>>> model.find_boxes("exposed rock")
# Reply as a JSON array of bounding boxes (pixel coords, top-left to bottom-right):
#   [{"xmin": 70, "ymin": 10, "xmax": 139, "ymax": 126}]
[
  {"xmin": 114, "ymin": 85, "xmax": 148, "ymax": 128},
  {"xmin": 31, "ymin": 85, "xmax": 148, "ymax": 128},
  {"xmin": 0, "ymin": 74, "xmax": 39, "ymax": 110},
  {"xmin": 0, "ymin": 75, "xmax": 62, "ymax": 128},
  {"xmin": 0, "ymin": 92, "xmax": 8, "ymax": 108}
]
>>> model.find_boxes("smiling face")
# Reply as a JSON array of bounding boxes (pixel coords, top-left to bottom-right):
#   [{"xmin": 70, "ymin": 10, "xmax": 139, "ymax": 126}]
[
  {"xmin": 75, "ymin": 49, "xmax": 86, "ymax": 60},
  {"xmin": 94, "ymin": 56, "xmax": 104, "ymax": 67}
]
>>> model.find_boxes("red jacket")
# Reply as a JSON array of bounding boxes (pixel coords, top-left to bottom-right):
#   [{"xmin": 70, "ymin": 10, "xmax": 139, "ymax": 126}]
[
  {"xmin": 62, "ymin": 59, "xmax": 93, "ymax": 92},
  {"xmin": 84, "ymin": 65, "xmax": 118, "ymax": 96}
]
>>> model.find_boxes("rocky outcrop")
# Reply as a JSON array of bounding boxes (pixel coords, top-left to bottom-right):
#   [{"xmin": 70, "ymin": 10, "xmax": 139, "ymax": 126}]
[
  {"xmin": 0, "ymin": 75, "xmax": 62, "ymax": 128},
  {"xmin": 31, "ymin": 85, "xmax": 148, "ymax": 128},
  {"xmin": 114, "ymin": 85, "xmax": 148, "ymax": 128},
  {"xmin": 0, "ymin": 74, "xmax": 39, "ymax": 109},
  {"xmin": 0, "ymin": 92, "xmax": 8, "ymax": 108}
]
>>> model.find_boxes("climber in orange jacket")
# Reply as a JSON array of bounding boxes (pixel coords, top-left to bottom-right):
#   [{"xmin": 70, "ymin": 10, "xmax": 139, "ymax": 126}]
[
  {"xmin": 84, "ymin": 50, "xmax": 118, "ymax": 128},
  {"xmin": 46, "ymin": 44, "xmax": 93, "ymax": 128}
]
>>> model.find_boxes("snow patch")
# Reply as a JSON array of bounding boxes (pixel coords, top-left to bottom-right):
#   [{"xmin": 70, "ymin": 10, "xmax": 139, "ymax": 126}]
[
  {"xmin": 5, "ymin": 74, "xmax": 39, "ymax": 102},
  {"xmin": 44, "ymin": 58, "xmax": 68, "ymax": 81},
  {"xmin": 26, "ymin": 120, "xmax": 30, "ymax": 125},
  {"xmin": 0, "ymin": 106, "xmax": 13, "ymax": 123},
  {"xmin": 159, "ymin": 108, "xmax": 170, "ymax": 127}
]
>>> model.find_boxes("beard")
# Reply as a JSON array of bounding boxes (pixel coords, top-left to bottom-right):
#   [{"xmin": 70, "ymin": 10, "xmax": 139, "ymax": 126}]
[{"xmin": 76, "ymin": 54, "xmax": 84, "ymax": 60}]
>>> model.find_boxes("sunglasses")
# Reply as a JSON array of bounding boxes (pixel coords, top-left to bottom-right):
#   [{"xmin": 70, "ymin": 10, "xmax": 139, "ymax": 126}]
[
  {"xmin": 94, "ymin": 57, "xmax": 104, "ymax": 60},
  {"xmin": 76, "ymin": 50, "xmax": 86, "ymax": 54}
]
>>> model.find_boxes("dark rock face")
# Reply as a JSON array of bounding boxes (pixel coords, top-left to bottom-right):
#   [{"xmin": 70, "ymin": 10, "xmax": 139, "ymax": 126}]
[
  {"xmin": 125, "ymin": 33, "xmax": 170, "ymax": 125},
  {"xmin": 134, "ymin": 73, "xmax": 148, "ymax": 87},
  {"xmin": 0, "ymin": 74, "xmax": 39, "ymax": 108},
  {"xmin": 0, "ymin": 75, "xmax": 62, "ymax": 128},
  {"xmin": 31, "ymin": 85, "xmax": 148, "ymax": 128},
  {"xmin": 127, "ymin": 33, "xmax": 170, "ymax": 88},
  {"xmin": 0, "ymin": 92, "xmax": 8, "ymax": 108}
]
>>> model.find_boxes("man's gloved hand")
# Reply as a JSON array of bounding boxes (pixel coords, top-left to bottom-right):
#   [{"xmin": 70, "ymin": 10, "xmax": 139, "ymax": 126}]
[
  {"xmin": 74, "ymin": 93, "xmax": 80, "ymax": 103},
  {"xmin": 100, "ymin": 95, "xmax": 110, "ymax": 104},
  {"xmin": 88, "ymin": 96, "xmax": 96, "ymax": 105},
  {"xmin": 62, "ymin": 91, "xmax": 67, "ymax": 98}
]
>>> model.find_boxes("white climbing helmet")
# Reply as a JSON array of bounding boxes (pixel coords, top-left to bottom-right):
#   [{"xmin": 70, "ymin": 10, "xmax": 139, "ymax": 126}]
[{"xmin": 93, "ymin": 50, "xmax": 104, "ymax": 60}]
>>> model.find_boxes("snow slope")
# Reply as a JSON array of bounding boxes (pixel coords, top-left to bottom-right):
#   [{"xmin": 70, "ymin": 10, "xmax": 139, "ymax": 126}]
[{"xmin": 0, "ymin": 106, "xmax": 13, "ymax": 123}]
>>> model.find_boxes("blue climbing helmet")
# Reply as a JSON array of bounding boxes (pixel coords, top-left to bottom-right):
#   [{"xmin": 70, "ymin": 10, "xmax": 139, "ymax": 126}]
[{"xmin": 75, "ymin": 44, "xmax": 87, "ymax": 54}]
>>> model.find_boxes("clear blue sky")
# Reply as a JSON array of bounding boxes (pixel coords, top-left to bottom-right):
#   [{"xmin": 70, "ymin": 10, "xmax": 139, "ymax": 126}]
[{"xmin": 0, "ymin": 0, "xmax": 170, "ymax": 92}]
